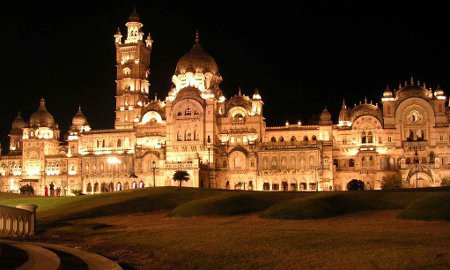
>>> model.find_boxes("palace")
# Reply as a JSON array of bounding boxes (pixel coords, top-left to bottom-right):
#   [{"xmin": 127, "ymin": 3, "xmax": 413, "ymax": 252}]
[{"xmin": 1, "ymin": 10, "xmax": 450, "ymax": 195}]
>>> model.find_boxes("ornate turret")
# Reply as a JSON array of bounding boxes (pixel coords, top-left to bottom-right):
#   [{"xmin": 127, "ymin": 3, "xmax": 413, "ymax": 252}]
[{"xmin": 70, "ymin": 106, "xmax": 91, "ymax": 132}]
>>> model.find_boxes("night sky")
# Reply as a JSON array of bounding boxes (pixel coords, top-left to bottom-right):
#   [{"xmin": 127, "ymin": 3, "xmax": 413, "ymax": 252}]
[{"xmin": 2, "ymin": 1, "xmax": 450, "ymax": 151}]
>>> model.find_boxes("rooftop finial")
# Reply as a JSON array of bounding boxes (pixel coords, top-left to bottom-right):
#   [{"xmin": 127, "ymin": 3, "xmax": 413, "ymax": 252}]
[
  {"xmin": 78, "ymin": 104, "xmax": 82, "ymax": 112},
  {"xmin": 399, "ymin": 81, "xmax": 402, "ymax": 88},
  {"xmin": 386, "ymin": 84, "xmax": 390, "ymax": 91},
  {"xmin": 129, "ymin": 7, "xmax": 140, "ymax": 22},
  {"xmin": 154, "ymin": 92, "xmax": 158, "ymax": 101},
  {"xmin": 364, "ymin": 96, "xmax": 368, "ymax": 104},
  {"xmin": 195, "ymin": 29, "xmax": 199, "ymax": 45},
  {"xmin": 342, "ymin": 98, "xmax": 346, "ymax": 107},
  {"xmin": 238, "ymin": 87, "xmax": 242, "ymax": 96},
  {"xmin": 410, "ymin": 75, "xmax": 414, "ymax": 85}
]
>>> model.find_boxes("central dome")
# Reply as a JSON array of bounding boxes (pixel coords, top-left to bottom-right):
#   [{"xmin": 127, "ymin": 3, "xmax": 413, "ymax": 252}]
[
  {"xmin": 175, "ymin": 31, "xmax": 219, "ymax": 75},
  {"xmin": 30, "ymin": 98, "xmax": 55, "ymax": 128}
]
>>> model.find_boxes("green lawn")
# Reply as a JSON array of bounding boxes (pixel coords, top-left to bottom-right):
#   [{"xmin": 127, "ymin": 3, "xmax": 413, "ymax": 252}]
[{"xmin": 2, "ymin": 188, "xmax": 450, "ymax": 269}]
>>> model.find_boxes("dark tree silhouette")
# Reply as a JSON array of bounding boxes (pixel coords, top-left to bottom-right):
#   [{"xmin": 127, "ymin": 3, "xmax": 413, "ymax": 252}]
[{"xmin": 173, "ymin": 170, "xmax": 190, "ymax": 189}]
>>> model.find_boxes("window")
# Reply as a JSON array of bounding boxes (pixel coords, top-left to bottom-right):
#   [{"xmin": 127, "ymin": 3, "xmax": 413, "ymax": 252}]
[
  {"xmin": 349, "ymin": 159, "xmax": 355, "ymax": 167},
  {"xmin": 342, "ymin": 138, "xmax": 347, "ymax": 144},
  {"xmin": 290, "ymin": 136, "xmax": 296, "ymax": 142},
  {"xmin": 388, "ymin": 136, "xmax": 392, "ymax": 142},
  {"xmin": 440, "ymin": 135, "xmax": 444, "ymax": 141},
  {"xmin": 234, "ymin": 156, "xmax": 242, "ymax": 169},
  {"xmin": 379, "ymin": 137, "xmax": 382, "ymax": 144},
  {"xmin": 367, "ymin": 131, "xmax": 373, "ymax": 144},
  {"xmin": 361, "ymin": 132, "xmax": 367, "ymax": 144},
  {"xmin": 185, "ymin": 108, "xmax": 192, "ymax": 116},
  {"xmin": 312, "ymin": 135, "xmax": 317, "ymax": 141},
  {"xmin": 117, "ymin": 139, "xmax": 122, "ymax": 147},
  {"xmin": 177, "ymin": 112, "xmax": 182, "ymax": 117},
  {"xmin": 271, "ymin": 136, "xmax": 276, "ymax": 142},
  {"xmin": 303, "ymin": 136, "xmax": 309, "ymax": 141}
]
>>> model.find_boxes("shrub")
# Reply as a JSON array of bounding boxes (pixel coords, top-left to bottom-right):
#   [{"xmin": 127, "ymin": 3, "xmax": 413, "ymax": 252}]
[
  {"xmin": 440, "ymin": 177, "xmax": 450, "ymax": 187},
  {"xmin": 347, "ymin": 179, "xmax": 364, "ymax": 191},
  {"xmin": 20, "ymin": 184, "xmax": 34, "ymax": 195},
  {"xmin": 381, "ymin": 175, "xmax": 403, "ymax": 190},
  {"xmin": 71, "ymin": 189, "xmax": 84, "ymax": 196}
]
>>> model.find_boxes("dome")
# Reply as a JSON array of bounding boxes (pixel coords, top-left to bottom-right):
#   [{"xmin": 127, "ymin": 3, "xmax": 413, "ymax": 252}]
[
  {"xmin": 383, "ymin": 86, "xmax": 393, "ymax": 98},
  {"xmin": 396, "ymin": 79, "xmax": 431, "ymax": 100},
  {"xmin": 319, "ymin": 107, "xmax": 333, "ymax": 125},
  {"xmin": 30, "ymin": 98, "xmax": 55, "ymax": 128},
  {"xmin": 11, "ymin": 111, "xmax": 27, "ymax": 131},
  {"xmin": 351, "ymin": 102, "xmax": 383, "ymax": 124},
  {"xmin": 175, "ymin": 31, "xmax": 219, "ymax": 75},
  {"xmin": 128, "ymin": 8, "xmax": 140, "ymax": 22},
  {"xmin": 72, "ymin": 106, "xmax": 87, "ymax": 126}
]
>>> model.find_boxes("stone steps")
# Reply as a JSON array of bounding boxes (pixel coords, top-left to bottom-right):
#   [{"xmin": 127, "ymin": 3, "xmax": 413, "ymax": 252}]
[{"xmin": 0, "ymin": 240, "xmax": 122, "ymax": 270}]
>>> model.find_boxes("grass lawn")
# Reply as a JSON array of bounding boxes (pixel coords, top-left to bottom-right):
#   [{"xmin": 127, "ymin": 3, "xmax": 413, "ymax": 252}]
[{"xmin": 1, "ymin": 188, "xmax": 450, "ymax": 269}]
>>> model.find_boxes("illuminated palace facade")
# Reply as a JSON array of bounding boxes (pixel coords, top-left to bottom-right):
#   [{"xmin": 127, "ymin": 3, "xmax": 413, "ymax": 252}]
[{"xmin": 1, "ymin": 10, "xmax": 450, "ymax": 195}]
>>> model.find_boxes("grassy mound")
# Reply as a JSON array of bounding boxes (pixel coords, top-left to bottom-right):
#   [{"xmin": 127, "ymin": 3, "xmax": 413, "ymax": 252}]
[
  {"xmin": 261, "ymin": 191, "xmax": 424, "ymax": 220},
  {"xmin": 0, "ymin": 187, "xmax": 219, "ymax": 223},
  {"xmin": 168, "ymin": 192, "xmax": 308, "ymax": 217},
  {"xmin": 398, "ymin": 192, "xmax": 450, "ymax": 221}
]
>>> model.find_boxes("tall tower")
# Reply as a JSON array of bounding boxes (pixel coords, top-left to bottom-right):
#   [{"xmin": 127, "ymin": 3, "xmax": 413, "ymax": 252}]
[{"xmin": 114, "ymin": 9, "xmax": 153, "ymax": 129}]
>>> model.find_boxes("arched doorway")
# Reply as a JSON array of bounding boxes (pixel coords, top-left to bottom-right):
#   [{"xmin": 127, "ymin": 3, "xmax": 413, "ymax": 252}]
[
  {"xmin": 132, "ymin": 181, "xmax": 137, "ymax": 189},
  {"xmin": 124, "ymin": 182, "xmax": 130, "ymax": 190},
  {"xmin": 94, "ymin": 182, "xmax": 99, "ymax": 193},
  {"xmin": 86, "ymin": 183, "xmax": 92, "ymax": 193},
  {"xmin": 101, "ymin": 182, "xmax": 107, "ymax": 192},
  {"xmin": 407, "ymin": 167, "xmax": 434, "ymax": 187},
  {"xmin": 109, "ymin": 182, "xmax": 114, "ymax": 192},
  {"xmin": 263, "ymin": 182, "xmax": 270, "ymax": 191},
  {"xmin": 281, "ymin": 181, "xmax": 288, "ymax": 191},
  {"xmin": 225, "ymin": 181, "xmax": 230, "ymax": 190},
  {"xmin": 116, "ymin": 182, "xmax": 122, "ymax": 191},
  {"xmin": 139, "ymin": 181, "xmax": 144, "ymax": 188}
]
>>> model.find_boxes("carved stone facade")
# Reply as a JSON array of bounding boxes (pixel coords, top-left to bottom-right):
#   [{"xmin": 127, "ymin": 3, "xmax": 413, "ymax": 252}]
[{"xmin": 1, "ymin": 11, "xmax": 449, "ymax": 195}]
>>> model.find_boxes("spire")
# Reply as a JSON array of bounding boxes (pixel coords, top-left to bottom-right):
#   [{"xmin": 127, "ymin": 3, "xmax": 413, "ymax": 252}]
[
  {"xmin": 39, "ymin": 98, "xmax": 46, "ymax": 108},
  {"xmin": 238, "ymin": 87, "xmax": 242, "ymax": 96},
  {"xmin": 78, "ymin": 105, "xmax": 82, "ymax": 112},
  {"xmin": 342, "ymin": 99, "xmax": 346, "ymax": 108},
  {"xmin": 386, "ymin": 85, "xmax": 390, "ymax": 91},
  {"xmin": 410, "ymin": 75, "xmax": 414, "ymax": 85},
  {"xmin": 116, "ymin": 27, "xmax": 121, "ymax": 35},
  {"xmin": 399, "ymin": 81, "xmax": 402, "ymax": 89},
  {"xmin": 195, "ymin": 29, "xmax": 200, "ymax": 45},
  {"xmin": 364, "ymin": 96, "xmax": 368, "ymax": 104},
  {"xmin": 154, "ymin": 92, "xmax": 158, "ymax": 101},
  {"xmin": 17, "ymin": 111, "xmax": 22, "ymax": 119}
]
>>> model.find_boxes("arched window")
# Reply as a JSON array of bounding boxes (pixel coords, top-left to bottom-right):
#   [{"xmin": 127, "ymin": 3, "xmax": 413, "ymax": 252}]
[
  {"xmin": 177, "ymin": 131, "xmax": 182, "ymax": 141},
  {"xmin": 370, "ymin": 156, "xmax": 375, "ymax": 166},
  {"xmin": 281, "ymin": 156, "xmax": 287, "ymax": 167},
  {"xmin": 271, "ymin": 157, "xmax": 278, "ymax": 168},
  {"xmin": 271, "ymin": 136, "xmax": 276, "ymax": 142},
  {"xmin": 117, "ymin": 139, "xmax": 122, "ymax": 147},
  {"xmin": 361, "ymin": 132, "xmax": 367, "ymax": 144},
  {"xmin": 177, "ymin": 112, "xmax": 182, "ymax": 117},
  {"xmin": 290, "ymin": 136, "xmax": 296, "ymax": 142},
  {"xmin": 349, "ymin": 159, "xmax": 355, "ymax": 167},
  {"xmin": 367, "ymin": 132, "xmax": 373, "ymax": 144},
  {"xmin": 234, "ymin": 113, "xmax": 244, "ymax": 121},
  {"xmin": 234, "ymin": 156, "xmax": 242, "ymax": 169},
  {"xmin": 186, "ymin": 132, "xmax": 192, "ymax": 141},
  {"xmin": 312, "ymin": 135, "xmax": 317, "ymax": 141},
  {"xmin": 94, "ymin": 182, "xmax": 99, "ymax": 192},
  {"xmin": 303, "ymin": 136, "xmax": 309, "ymax": 141},
  {"xmin": 279, "ymin": 137, "xmax": 285, "ymax": 142},
  {"xmin": 333, "ymin": 159, "xmax": 339, "ymax": 170}
]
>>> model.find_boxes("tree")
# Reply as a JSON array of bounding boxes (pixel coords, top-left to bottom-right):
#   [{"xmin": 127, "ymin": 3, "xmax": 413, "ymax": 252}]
[
  {"xmin": 173, "ymin": 170, "xmax": 190, "ymax": 189},
  {"xmin": 20, "ymin": 184, "xmax": 34, "ymax": 195},
  {"xmin": 441, "ymin": 177, "xmax": 450, "ymax": 187},
  {"xmin": 347, "ymin": 179, "xmax": 364, "ymax": 191},
  {"xmin": 381, "ymin": 175, "xmax": 402, "ymax": 190}
]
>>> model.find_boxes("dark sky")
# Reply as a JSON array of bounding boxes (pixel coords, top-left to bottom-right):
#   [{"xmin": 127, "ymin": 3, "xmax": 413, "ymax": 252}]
[{"xmin": 1, "ymin": 1, "xmax": 450, "ymax": 150}]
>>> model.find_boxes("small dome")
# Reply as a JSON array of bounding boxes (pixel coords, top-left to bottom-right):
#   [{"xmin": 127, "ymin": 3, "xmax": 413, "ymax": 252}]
[
  {"xmin": 319, "ymin": 107, "xmax": 333, "ymax": 125},
  {"xmin": 383, "ymin": 86, "xmax": 393, "ymax": 98},
  {"xmin": 11, "ymin": 111, "xmax": 27, "ymax": 131},
  {"xmin": 175, "ymin": 31, "xmax": 219, "ymax": 75},
  {"xmin": 338, "ymin": 101, "xmax": 351, "ymax": 122},
  {"xmin": 72, "ymin": 106, "xmax": 87, "ymax": 126},
  {"xmin": 30, "ymin": 98, "xmax": 55, "ymax": 128},
  {"xmin": 128, "ymin": 8, "xmax": 140, "ymax": 22}
]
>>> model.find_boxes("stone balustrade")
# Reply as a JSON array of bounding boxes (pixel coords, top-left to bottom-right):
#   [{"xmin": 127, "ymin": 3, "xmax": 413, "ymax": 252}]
[{"xmin": 0, "ymin": 204, "xmax": 37, "ymax": 237}]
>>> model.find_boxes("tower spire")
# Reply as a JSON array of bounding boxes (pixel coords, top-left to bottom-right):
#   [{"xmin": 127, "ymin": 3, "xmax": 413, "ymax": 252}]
[
  {"xmin": 342, "ymin": 98, "xmax": 346, "ymax": 108},
  {"xmin": 195, "ymin": 29, "xmax": 200, "ymax": 45}
]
